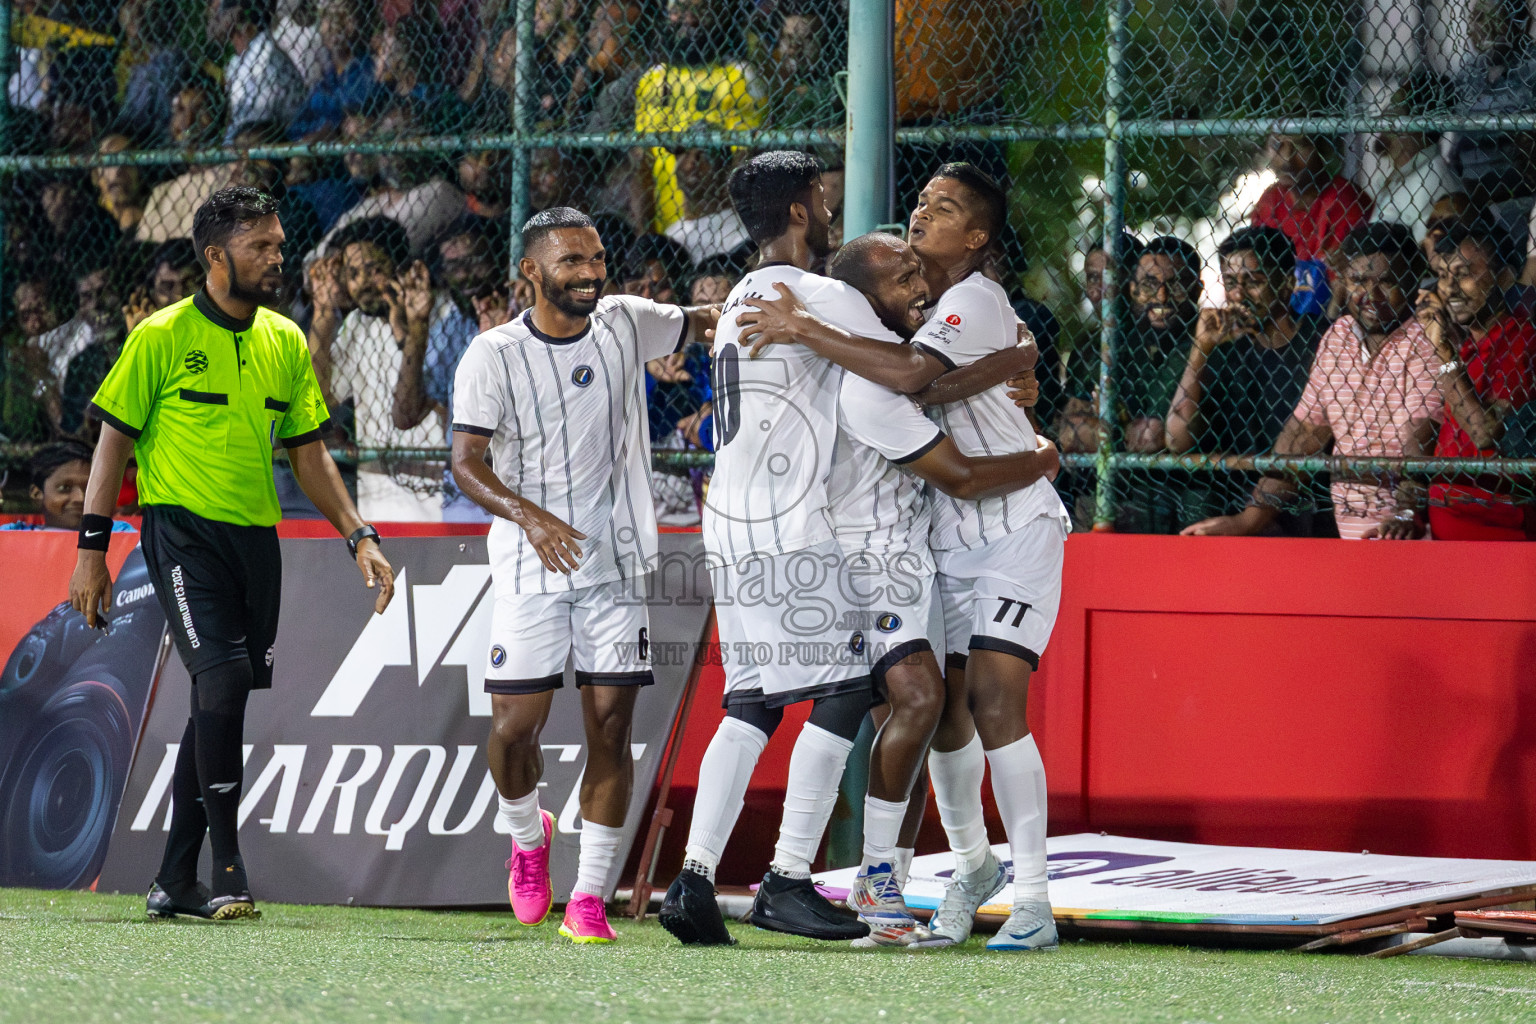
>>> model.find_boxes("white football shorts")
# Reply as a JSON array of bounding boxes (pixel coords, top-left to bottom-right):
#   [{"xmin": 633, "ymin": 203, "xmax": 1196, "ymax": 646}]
[
  {"xmin": 711, "ymin": 540, "xmax": 873, "ymax": 709},
  {"xmin": 484, "ymin": 577, "xmax": 652, "ymax": 694},
  {"xmin": 936, "ymin": 514, "xmax": 1067, "ymax": 669}
]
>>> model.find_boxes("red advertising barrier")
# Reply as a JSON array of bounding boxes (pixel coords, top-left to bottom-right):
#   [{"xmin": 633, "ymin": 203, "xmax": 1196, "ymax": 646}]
[
  {"xmin": 663, "ymin": 535, "xmax": 1536, "ymax": 881},
  {"xmin": 0, "ymin": 533, "xmax": 138, "ymax": 657},
  {"xmin": 1035, "ymin": 535, "xmax": 1536, "ymax": 863},
  {"xmin": 6, "ymin": 529, "xmax": 1533, "ymax": 887}
]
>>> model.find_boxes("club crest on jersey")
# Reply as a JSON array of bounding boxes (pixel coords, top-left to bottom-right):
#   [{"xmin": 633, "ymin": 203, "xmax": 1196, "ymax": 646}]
[
  {"xmin": 849, "ymin": 631, "xmax": 866, "ymax": 656},
  {"xmin": 184, "ymin": 350, "xmax": 209, "ymax": 374},
  {"xmin": 490, "ymin": 644, "xmax": 507, "ymax": 668},
  {"xmin": 876, "ymin": 613, "xmax": 902, "ymax": 633},
  {"xmin": 571, "ymin": 365, "xmax": 594, "ymax": 388}
]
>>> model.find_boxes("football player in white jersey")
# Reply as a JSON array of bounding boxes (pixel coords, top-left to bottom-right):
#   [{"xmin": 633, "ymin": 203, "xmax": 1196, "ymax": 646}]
[
  {"xmin": 660, "ymin": 152, "xmax": 1005, "ymax": 946},
  {"xmin": 451, "ymin": 207, "xmax": 716, "ymax": 944},
  {"xmin": 813, "ymin": 231, "xmax": 1063, "ymax": 944},
  {"xmin": 903, "ymin": 163, "xmax": 1072, "ymax": 951}
]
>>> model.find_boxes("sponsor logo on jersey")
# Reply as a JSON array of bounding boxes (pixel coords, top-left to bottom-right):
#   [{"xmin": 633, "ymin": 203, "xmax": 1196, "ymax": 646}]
[
  {"xmin": 876, "ymin": 613, "xmax": 902, "ymax": 633},
  {"xmin": 944, "ymin": 314, "xmax": 963, "ymax": 327},
  {"xmin": 849, "ymin": 631, "xmax": 865, "ymax": 656},
  {"xmin": 184, "ymin": 350, "xmax": 209, "ymax": 374},
  {"xmin": 490, "ymin": 644, "xmax": 507, "ymax": 668},
  {"xmin": 571, "ymin": 366, "xmax": 594, "ymax": 387}
]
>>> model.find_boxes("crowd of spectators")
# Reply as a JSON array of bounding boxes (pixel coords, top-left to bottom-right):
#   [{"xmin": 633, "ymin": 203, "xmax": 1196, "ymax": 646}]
[
  {"xmin": 0, "ymin": 0, "xmax": 841, "ymax": 517},
  {"xmin": 1062, "ymin": 125, "xmax": 1536, "ymax": 539},
  {"xmin": 5, "ymin": 0, "xmax": 1536, "ymax": 538}
]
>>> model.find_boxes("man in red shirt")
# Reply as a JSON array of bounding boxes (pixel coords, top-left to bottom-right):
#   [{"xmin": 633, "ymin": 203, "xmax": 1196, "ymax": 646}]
[
  {"xmin": 1251, "ymin": 134, "xmax": 1373, "ymax": 317},
  {"xmin": 1396, "ymin": 216, "xmax": 1536, "ymax": 540}
]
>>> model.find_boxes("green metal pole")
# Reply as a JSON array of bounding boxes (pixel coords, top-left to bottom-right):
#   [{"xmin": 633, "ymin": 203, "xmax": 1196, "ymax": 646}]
[
  {"xmin": 508, "ymin": 0, "xmax": 535, "ymax": 272},
  {"xmin": 843, "ymin": 0, "xmax": 894, "ymax": 239},
  {"xmin": 1095, "ymin": 0, "xmax": 1129, "ymax": 530},
  {"xmin": 0, "ymin": 0, "xmax": 11, "ymax": 328}
]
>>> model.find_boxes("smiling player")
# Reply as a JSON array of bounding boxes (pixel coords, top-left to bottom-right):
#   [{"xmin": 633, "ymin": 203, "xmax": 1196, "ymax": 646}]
[{"xmin": 451, "ymin": 207, "xmax": 716, "ymax": 944}]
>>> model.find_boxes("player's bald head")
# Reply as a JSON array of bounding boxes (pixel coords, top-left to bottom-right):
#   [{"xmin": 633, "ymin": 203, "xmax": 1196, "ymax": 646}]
[{"xmin": 827, "ymin": 232, "xmax": 909, "ymax": 296}]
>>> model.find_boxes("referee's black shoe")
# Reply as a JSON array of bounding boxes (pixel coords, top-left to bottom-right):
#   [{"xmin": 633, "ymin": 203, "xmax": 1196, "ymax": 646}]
[
  {"xmin": 146, "ymin": 881, "xmax": 213, "ymax": 921},
  {"xmin": 748, "ymin": 870, "xmax": 870, "ymax": 941},
  {"xmin": 659, "ymin": 869, "xmax": 736, "ymax": 946},
  {"xmin": 205, "ymin": 858, "xmax": 261, "ymax": 921}
]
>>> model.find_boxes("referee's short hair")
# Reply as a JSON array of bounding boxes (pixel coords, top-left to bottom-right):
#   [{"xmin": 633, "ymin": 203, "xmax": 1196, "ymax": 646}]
[
  {"xmin": 522, "ymin": 207, "xmax": 596, "ymax": 257},
  {"xmin": 192, "ymin": 186, "xmax": 280, "ymax": 270}
]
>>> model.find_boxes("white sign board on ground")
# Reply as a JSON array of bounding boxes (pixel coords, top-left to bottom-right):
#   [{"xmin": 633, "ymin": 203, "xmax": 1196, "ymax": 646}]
[{"xmin": 817, "ymin": 834, "xmax": 1536, "ymax": 927}]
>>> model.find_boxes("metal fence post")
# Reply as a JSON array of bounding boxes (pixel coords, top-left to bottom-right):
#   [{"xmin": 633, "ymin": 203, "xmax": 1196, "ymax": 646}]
[
  {"xmin": 507, "ymin": 0, "xmax": 536, "ymax": 271},
  {"xmin": 1094, "ymin": 0, "xmax": 1130, "ymax": 530},
  {"xmin": 0, "ymin": 0, "xmax": 11, "ymax": 323},
  {"xmin": 843, "ymin": 0, "xmax": 894, "ymax": 238}
]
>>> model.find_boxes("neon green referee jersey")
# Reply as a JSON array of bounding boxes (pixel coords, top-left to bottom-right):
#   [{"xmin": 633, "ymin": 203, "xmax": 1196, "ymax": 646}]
[{"xmin": 90, "ymin": 290, "xmax": 330, "ymax": 527}]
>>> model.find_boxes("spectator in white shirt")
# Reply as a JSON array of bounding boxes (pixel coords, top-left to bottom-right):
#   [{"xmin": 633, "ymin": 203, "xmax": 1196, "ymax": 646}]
[
  {"xmin": 1371, "ymin": 72, "xmax": 1461, "ymax": 243},
  {"xmin": 663, "ymin": 140, "xmax": 752, "ymax": 267},
  {"xmin": 208, "ymin": 0, "xmax": 307, "ymax": 141}
]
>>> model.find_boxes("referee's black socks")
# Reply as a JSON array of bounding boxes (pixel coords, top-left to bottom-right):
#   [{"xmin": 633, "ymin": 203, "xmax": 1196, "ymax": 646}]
[
  {"xmin": 155, "ymin": 716, "xmax": 207, "ymax": 900},
  {"xmin": 193, "ymin": 661, "xmax": 254, "ymax": 897}
]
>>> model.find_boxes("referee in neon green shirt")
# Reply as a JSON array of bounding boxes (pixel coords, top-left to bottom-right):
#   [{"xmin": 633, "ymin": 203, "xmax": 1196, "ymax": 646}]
[{"xmin": 67, "ymin": 187, "xmax": 396, "ymax": 921}]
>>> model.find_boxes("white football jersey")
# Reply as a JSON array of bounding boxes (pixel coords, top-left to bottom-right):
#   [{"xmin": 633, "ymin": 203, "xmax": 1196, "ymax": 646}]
[
  {"xmin": 830, "ymin": 367, "xmax": 944, "ymax": 576},
  {"xmin": 452, "ymin": 296, "xmax": 687, "ymax": 594},
  {"xmin": 911, "ymin": 272, "xmax": 1067, "ymax": 553},
  {"xmin": 702, "ymin": 263, "xmax": 905, "ymax": 564}
]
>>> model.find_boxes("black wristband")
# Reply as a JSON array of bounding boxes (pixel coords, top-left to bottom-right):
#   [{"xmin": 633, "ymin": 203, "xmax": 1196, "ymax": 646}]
[
  {"xmin": 347, "ymin": 524, "xmax": 381, "ymax": 558},
  {"xmin": 78, "ymin": 513, "xmax": 113, "ymax": 551}
]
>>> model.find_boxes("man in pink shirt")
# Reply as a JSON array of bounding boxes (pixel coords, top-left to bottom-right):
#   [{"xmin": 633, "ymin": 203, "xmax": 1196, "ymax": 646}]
[
  {"xmin": 1184, "ymin": 223, "xmax": 1441, "ymax": 540},
  {"xmin": 1251, "ymin": 134, "xmax": 1373, "ymax": 317}
]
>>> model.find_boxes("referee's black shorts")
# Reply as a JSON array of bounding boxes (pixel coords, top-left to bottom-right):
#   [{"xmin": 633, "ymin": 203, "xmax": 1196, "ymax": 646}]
[{"xmin": 140, "ymin": 505, "xmax": 282, "ymax": 689}]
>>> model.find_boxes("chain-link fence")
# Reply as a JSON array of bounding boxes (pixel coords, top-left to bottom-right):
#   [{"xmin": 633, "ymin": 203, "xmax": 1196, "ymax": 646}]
[{"xmin": 3, "ymin": 0, "xmax": 1535, "ymax": 538}]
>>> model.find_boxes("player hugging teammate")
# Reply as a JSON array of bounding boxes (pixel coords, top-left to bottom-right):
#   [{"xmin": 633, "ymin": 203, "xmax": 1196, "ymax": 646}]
[{"xmin": 657, "ymin": 152, "xmax": 1069, "ymax": 951}]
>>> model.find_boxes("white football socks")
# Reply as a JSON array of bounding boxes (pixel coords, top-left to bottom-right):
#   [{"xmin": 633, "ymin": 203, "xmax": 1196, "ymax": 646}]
[
  {"xmin": 573, "ymin": 821, "xmax": 624, "ymax": 898},
  {"xmin": 498, "ymin": 790, "xmax": 545, "ymax": 851},
  {"xmin": 927, "ymin": 732, "xmax": 991, "ymax": 877},
  {"xmin": 770, "ymin": 724, "xmax": 854, "ymax": 878},
  {"xmin": 986, "ymin": 734, "xmax": 1050, "ymax": 904},
  {"xmin": 681, "ymin": 716, "xmax": 770, "ymax": 883},
  {"xmin": 861, "ymin": 795, "xmax": 908, "ymax": 869}
]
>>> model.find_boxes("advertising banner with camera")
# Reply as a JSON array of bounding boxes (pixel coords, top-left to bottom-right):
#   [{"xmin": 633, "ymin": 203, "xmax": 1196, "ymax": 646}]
[
  {"xmin": 0, "ymin": 534, "xmax": 168, "ymax": 892},
  {"xmin": 96, "ymin": 533, "xmax": 711, "ymax": 906}
]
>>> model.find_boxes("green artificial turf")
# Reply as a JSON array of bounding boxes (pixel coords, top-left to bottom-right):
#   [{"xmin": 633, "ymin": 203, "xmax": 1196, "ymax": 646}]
[{"xmin": 2, "ymin": 888, "xmax": 1535, "ymax": 1024}]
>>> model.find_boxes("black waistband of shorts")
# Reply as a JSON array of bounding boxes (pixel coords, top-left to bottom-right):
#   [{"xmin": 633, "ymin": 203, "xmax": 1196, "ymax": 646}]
[{"xmin": 142, "ymin": 504, "xmax": 280, "ymax": 535}]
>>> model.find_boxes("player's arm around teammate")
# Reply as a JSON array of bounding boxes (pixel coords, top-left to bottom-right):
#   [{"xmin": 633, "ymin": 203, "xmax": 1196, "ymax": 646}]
[{"xmin": 736, "ymin": 275, "xmax": 1043, "ymax": 407}]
